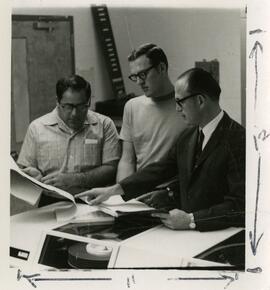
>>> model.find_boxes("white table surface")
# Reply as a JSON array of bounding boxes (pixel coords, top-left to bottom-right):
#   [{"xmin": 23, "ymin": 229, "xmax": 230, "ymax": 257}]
[{"xmin": 10, "ymin": 204, "xmax": 243, "ymax": 269}]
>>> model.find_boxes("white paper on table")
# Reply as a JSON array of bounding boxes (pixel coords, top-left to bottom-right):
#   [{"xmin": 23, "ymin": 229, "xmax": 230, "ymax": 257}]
[
  {"xmin": 70, "ymin": 203, "xmax": 114, "ymax": 224},
  {"xmin": 53, "ymin": 201, "xmax": 78, "ymax": 222},
  {"xmin": 81, "ymin": 195, "xmax": 155, "ymax": 217}
]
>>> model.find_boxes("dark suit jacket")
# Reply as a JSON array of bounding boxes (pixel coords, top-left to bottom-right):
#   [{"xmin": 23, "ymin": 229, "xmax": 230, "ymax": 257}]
[{"xmin": 120, "ymin": 112, "xmax": 245, "ymax": 231}]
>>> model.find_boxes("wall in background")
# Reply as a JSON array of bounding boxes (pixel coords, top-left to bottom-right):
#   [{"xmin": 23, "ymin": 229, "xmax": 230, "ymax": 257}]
[
  {"xmin": 13, "ymin": 5, "xmax": 245, "ymax": 124},
  {"xmin": 12, "ymin": 6, "xmax": 113, "ymax": 110},
  {"xmin": 111, "ymin": 7, "xmax": 243, "ymax": 123}
]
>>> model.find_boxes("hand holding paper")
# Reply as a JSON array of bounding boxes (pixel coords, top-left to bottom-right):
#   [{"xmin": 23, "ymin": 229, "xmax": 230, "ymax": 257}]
[
  {"xmin": 21, "ymin": 167, "xmax": 43, "ymax": 181},
  {"xmin": 75, "ymin": 184, "xmax": 125, "ymax": 205},
  {"xmin": 152, "ymin": 209, "xmax": 191, "ymax": 230},
  {"xmin": 10, "ymin": 157, "xmax": 77, "ymax": 221},
  {"xmin": 11, "ymin": 157, "xmax": 160, "ymax": 222},
  {"xmin": 41, "ymin": 172, "xmax": 75, "ymax": 191}
]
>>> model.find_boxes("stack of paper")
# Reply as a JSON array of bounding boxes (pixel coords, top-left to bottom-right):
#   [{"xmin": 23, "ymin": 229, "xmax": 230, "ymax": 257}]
[
  {"xmin": 71, "ymin": 203, "xmax": 114, "ymax": 224},
  {"xmin": 94, "ymin": 195, "xmax": 156, "ymax": 217}
]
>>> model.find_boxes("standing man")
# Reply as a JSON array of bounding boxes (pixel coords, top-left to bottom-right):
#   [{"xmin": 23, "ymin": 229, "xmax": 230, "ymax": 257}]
[
  {"xmin": 77, "ymin": 68, "xmax": 245, "ymax": 232},
  {"xmin": 116, "ymin": 43, "xmax": 186, "ymax": 181},
  {"xmin": 18, "ymin": 75, "xmax": 121, "ymax": 206}
]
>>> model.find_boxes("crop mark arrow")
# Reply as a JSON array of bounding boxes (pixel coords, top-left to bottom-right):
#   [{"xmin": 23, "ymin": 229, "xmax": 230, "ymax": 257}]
[
  {"xmin": 168, "ymin": 272, "xmax": 238, "ymax": 289},
  {"xmin": 249, "ymin": 40, "xmax": 263, "ymax": 109},
  {"xmin": 249, "ymin": 135, "xmax": 264, "ymax": 255},
  {"xmin": 17, "ymin": 269, "xmax": 112, "ymax": 288}
]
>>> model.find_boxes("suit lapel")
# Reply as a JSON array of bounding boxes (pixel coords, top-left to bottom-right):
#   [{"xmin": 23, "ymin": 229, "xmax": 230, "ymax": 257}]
[
  {"xmin": 193, "ymin": 112, "xmax": 231, "ymax": 171},
  {"xmin": 181, "ymin": 127, "xmax": 198, "ymax": 183}
]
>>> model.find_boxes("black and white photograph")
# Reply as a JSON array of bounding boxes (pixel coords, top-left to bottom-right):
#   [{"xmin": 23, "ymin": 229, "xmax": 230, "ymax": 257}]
[{"xmin": 1, "ymin": 0, "xmax": 270, "ymax": 289}]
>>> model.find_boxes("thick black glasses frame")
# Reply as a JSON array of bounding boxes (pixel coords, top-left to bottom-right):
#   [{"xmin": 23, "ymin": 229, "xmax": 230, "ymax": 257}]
[
  {"xmin": 128, "ymin": 65, "xmax": 155, "ymax": 82},
  {"xmin": 59, "ymin": 102, "xmax": 90, "ymax": 112},
  {"xmin": 175, "ymin": 93, "xmax": 204, "ymax": 107}
]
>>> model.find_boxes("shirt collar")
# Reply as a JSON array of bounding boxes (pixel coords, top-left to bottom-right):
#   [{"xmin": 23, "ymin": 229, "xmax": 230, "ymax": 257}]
[
  {"xmin": 201, "ymin": 110, "xmax": 224, "ymax": 148},
  {"xmin": 41, "ymin": 107, "xmax": 98, "ymax": 127}
]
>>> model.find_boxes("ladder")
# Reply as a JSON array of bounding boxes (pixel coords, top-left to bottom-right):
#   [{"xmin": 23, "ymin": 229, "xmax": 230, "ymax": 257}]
[{"xmin": 91, "ymin": 5, "xmax": 126, "ymax": 99}]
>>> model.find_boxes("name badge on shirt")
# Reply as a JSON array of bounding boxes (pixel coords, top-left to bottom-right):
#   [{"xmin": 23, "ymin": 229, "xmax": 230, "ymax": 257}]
[{"xmin": 85, "ymin": 139, "xmax": 98, "ymax": 145}]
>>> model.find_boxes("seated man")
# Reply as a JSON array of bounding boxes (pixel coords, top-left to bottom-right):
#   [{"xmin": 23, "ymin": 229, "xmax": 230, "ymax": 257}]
[
  {"xmin": 18, "ymin": 74, "xmax": 121, "ymax": 206},
  {"xmin": 76, "ymin": 68, "xmax": 245, "ymax": 232},
  {"xmin": 117, "ymin": 43, "xmax": 186, "ymax": 181}
]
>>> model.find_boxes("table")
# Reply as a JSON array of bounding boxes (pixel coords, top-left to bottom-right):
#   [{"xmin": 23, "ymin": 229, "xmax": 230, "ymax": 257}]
[{"xmin": 10, "ymin": 203, "xmax": 244, "ymax": 270}]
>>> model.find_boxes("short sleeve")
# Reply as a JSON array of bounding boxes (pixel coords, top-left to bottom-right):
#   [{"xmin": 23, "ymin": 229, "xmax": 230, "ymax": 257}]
[
  {"xmin": 119, "ymin": 101, "xmax": 133, "ymax": 142},
  {"xmin": 17, "ymin": 122, "xmax": 38, "ymax": 168},
  {"xmin": 102, "ymin": 117, "xmax": 121, "ymax": 164}
]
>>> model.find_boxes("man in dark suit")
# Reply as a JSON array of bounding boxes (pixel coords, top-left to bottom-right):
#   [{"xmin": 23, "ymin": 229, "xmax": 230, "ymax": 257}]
[{"xmin": 76, "ymin": 68, "xmax": 245, "ymax": 232}]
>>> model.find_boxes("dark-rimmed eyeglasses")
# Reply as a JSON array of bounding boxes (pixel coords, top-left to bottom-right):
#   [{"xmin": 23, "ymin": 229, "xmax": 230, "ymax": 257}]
[
  {"xmin": 59, "ymin": 102, "xmax": 90, "ymax": 113},
  {"xmin": 175, "ymin": 93, "xmax": 204, "ymax": 108},
  {"xmin": 128, "ymin": 65, "xmax": 155, "ymax": 82}
]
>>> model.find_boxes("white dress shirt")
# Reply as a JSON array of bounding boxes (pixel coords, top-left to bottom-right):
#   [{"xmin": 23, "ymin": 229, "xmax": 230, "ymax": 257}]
[{"xmin": 200, "ymin": 110, "xmax": 224, "ymax": 150}]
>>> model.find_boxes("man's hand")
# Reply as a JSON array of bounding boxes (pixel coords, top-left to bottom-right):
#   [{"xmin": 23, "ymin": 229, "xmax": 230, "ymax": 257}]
[
  {"xmin": 21, "ymin": 167, "xmax": 43, "ymax": 181},
  {"xmin": 41, "ymin": 172, "xmax": 75, "ymax": 190},
  {"xmin": 152, "ymin": 209, "xmax": 192, "ymax": 230},
  {"xmin": 75, "ymin": 184, "xmax": 124, "ymax": 205},
  {"xmin": 137, "ymin": 189, "xmax": 173, "ymax": 209}
]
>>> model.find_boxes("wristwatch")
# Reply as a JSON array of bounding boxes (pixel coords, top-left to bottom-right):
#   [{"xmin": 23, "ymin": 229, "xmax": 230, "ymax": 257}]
[{"xmin": 188, "ymin": 213, "xmax": 196, "ymax": 229}]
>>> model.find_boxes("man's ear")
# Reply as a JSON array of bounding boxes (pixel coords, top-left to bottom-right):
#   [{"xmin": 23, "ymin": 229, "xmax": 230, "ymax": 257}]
[
  {"xmin": 158, "ymin": 62, "xmax": 167, "ymax": 74},
  {"xmin": 197, "ymin": 94, "xmax": 206, "ymax": 107}
]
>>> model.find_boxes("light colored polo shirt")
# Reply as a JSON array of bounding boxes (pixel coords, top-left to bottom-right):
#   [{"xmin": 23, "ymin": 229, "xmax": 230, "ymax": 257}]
[{"xmin": 18, "ymin": 108, "xmax": 121, "ymax": 176}]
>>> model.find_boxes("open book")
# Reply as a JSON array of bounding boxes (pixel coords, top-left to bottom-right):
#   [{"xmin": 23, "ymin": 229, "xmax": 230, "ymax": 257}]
[
  {"xmin": 10, "ymin": 157, "xmax": 157, "ymax": 222},
  {"xmin": 92, "ymin": 196, "xmax": 157, "ymax": 218}
]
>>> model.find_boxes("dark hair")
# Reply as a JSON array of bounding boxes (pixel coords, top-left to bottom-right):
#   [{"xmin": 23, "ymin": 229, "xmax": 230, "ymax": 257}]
[
  {"xmin": 177, "ymin": 68, "xmax": 221, "ymax": 101},
  {"xmin": 128, "ymin": 43, "xmax": 168, "ymax": 71},
  {"xmin": 56, "ymin": 75, "xmax": 91, "ymax": 103}
]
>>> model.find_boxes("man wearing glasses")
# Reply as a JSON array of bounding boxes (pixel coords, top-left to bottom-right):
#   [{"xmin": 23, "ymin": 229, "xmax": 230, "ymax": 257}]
[
  {"xmin": 116, "ymin": 43, "xmax": 186, "ymax": 181},
  {"xmin": 77, "ymin": 68, "xmax": 245, "ymax": 231},
  {"xmin": 18, "ymin": 75, "xmax": 121, "ymax": 206}
]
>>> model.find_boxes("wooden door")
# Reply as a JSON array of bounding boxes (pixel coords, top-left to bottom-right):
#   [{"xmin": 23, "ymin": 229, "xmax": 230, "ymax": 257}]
[{"xmin": 11, "ymin": 15, "xmax": 75, "ymax": 153}]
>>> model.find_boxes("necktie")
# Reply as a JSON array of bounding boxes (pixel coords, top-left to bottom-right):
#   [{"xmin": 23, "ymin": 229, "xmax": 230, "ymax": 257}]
[{"xmin": 193, "ymin": 129, "xmax": 204, "ymax": 168}]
